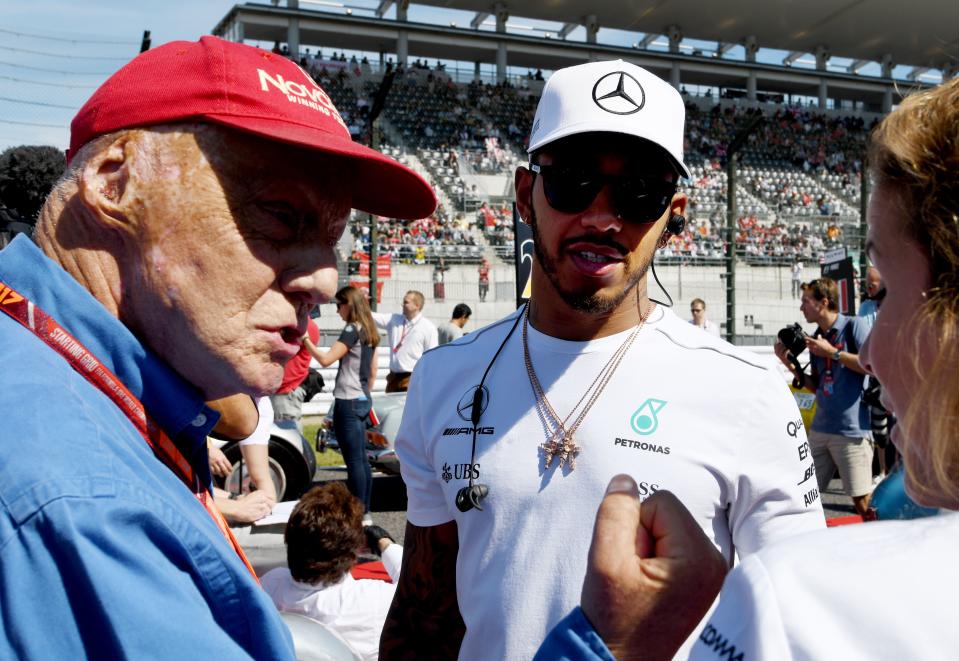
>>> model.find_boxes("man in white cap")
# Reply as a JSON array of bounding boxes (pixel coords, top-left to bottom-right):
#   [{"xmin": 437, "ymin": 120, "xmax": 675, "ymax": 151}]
[{"xmin": 382, "ymin": 61, "xmax": 824, "ymax": 660}]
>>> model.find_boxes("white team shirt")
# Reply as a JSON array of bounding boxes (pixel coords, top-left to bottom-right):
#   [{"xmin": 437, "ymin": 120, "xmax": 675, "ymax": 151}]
[
  {"xmin": 261, "ymin": 544, "xmax": 403, "ymax": 661},
  {"xmin": 372, "ymin": 311, "xmax": 438, "ymax": 373},
  {"xmin": 396, "ymin": 306, "xmax": 825, "ymax": 661},
  {"xmin": 692, "ymin": 512, "xmax": 959, "ymax": 660}
]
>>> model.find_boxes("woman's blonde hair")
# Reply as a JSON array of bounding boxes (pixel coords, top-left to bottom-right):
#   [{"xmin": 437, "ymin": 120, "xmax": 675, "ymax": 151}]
[
  {"xmin": 869, "ymin": 77, "xmax": 959, "ymax": 506},
  {"xmin": 335, "ymin": 286, "xmax": 380, "ymax": 349}
]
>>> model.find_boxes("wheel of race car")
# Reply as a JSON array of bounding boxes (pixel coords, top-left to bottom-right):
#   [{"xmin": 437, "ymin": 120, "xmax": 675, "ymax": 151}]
[
  {"xmin": 268, "ymin": 437, "xmax": 311, "ymax": 500},
  {"xmin": 218, "ymin": 443, "xmax": 286, "ymax": 502},
  {"xmin": 218, "ymin": 439, "xmax": 309, "ymax": 501}
]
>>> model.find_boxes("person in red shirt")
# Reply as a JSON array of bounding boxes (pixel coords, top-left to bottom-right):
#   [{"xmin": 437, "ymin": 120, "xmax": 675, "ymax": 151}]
[
  {"xmin": 477, "ymin": 258, "xmax": 490, "ymax": 302},
  {"xmin": 270, "ymin": 317, "xmax": 320, "ymax": 431}
]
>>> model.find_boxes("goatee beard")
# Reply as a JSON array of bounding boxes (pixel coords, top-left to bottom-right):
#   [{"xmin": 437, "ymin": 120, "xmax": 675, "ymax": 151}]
[{"xmin": 529, "ymin": 211, "xmax": 649, "ymax": 314}]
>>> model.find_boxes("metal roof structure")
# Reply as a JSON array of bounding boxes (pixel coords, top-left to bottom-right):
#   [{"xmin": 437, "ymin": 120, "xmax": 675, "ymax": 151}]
[
  {"xmin": 405, "ymin": 0, "xmax": 959, "ymax": 73},
  {"xmin": 213, "ymin": 1, "xmax": 957, "ymax": 112}
]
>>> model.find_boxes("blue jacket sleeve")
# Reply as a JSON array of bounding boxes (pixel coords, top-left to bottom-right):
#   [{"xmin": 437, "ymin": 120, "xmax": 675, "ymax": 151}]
[
  {"xmin": 0, "ymin": 493, "xmax": 294, "ymax": 660},
  {"xmin": 533, "ymin": 608, "xmax": 617, "ymax": 661}
]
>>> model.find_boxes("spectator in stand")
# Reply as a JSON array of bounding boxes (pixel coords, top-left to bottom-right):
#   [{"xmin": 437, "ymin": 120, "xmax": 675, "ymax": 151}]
[
  {"xmin": 372, "ymin": 290, "xmax": 438, "ymax": 393},
  {"xmin": 688, "ymin": 298, "xmax": 721, "ymax": 337},
  {"xmin": 308, "ymin": 286, "xmax": 380, "ymax": 523},
  {"xmin": 477, "ymin": 257, "xmax": 490, "ymax": 301},
  {"xmin": 270, "ymin": 317, "xmax": 320, "ymax": 433},
  {"xmin": 776, "ymin": 277, "xmax": 873, "ymax": 516},
  {"xmin": 536, "ymin": 73, "xmax": 959, "ymax": 661},
  {"xmin": 261, "ymin": 482, "xmax": 402, "ymax": 661},
  {"xmin": 437, "ymin": 303, "xmax": 471, "ymax": 345}
]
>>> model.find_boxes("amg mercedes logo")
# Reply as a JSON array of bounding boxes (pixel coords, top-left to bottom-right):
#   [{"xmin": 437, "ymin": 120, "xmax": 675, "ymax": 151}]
[
  {"xmin": 591, "ymin": 71, "xmax": 645, "ymax": 115},
  {"xmin": 456, "ymin": 385, "xmax": 489, "ymax": 422}
]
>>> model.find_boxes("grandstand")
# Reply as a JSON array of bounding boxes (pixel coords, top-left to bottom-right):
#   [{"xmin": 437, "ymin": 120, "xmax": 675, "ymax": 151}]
[{"xmin": 211, "ymin": 0, "xmax": 954, "ymax": 343}]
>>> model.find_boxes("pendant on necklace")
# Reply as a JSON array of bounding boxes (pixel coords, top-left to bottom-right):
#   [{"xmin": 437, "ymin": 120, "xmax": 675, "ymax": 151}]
[{"xmin": 541, "ymin": 433, "xmax": 581, "ymax": 471}]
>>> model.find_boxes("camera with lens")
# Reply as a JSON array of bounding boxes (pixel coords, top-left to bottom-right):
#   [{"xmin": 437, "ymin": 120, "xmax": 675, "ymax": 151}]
[
  {"xmin": 778, "ymin": 323, "xmax": 807, "ymax": 358},
  {"xmin": 777, "ymin": 323, "xmax": 808, "ymax": 389}
]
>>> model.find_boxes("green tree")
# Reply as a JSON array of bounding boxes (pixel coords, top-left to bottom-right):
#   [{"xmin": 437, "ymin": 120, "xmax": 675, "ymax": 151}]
[{"xmin": 0, "ymin": 145, "xmax": 66, "ymax": 225}]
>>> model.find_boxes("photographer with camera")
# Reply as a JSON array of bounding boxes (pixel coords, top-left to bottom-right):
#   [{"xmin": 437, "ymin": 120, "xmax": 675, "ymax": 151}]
[{"xmin": 775, "ymin": 277, "xmax": 873, "ymax": 516}]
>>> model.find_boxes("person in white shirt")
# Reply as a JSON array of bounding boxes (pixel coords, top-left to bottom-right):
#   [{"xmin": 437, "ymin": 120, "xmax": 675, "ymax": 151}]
[
  {"xmin": 688, "ymin": 297, "xmax": 721, "ymax": 337},
  {"xmin": 381, "ymin": 60, "xmax": 824, "ymax": 661},
  {"xmin": 372, "ymin": 290, "xmax": 438, "ymax": 392},
  {"xmin": 535, "ymin": 73, "xmax": 959, "ymax": 661},
  {"xmin": 791, "ymin": 260, "xmax": 803, "ymax": 297},
  {"xmin": 261, "ymin": 482, "xmax": 402, "ymax": 661}
]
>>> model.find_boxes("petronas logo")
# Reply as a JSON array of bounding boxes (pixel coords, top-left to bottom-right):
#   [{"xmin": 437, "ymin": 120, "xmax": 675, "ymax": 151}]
[{"xmin": 630, "ymin": 399, "xmax": 667, "ymax": 436}]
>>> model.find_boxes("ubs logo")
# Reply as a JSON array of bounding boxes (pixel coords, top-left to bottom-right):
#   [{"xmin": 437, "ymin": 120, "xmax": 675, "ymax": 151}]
[
  {"xmin": 592, "ymin": 71, "xmax": 646, "ymax": 115},
  {"xmin": 456, "ymin": 385, "xmax": 490, "ymax": 422},
  {"xmin": 442, "ymin": 462, "xmax": 480, "ymax": 483}
]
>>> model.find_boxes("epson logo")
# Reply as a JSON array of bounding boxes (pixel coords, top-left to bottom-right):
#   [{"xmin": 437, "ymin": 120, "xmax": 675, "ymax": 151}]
[
  {"xmin": 443, "ymin": 427, "xmax": 495, "ymax": 436},
  {"xmin": 257, "ymin": 68, "xmax": 347, "ymax": 129}
]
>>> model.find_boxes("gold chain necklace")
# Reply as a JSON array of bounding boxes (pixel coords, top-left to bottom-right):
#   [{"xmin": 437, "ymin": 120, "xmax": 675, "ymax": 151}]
[{"xmin": 523, "ymin": 300, "xmax": 653, "ymax": 471}]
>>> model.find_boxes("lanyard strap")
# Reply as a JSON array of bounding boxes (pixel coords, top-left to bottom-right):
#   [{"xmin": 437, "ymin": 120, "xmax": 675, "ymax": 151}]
[
  {"xmin": 0, "ymin": 281, "xmax": 258, "ymax": 580},
  {"xmin": 392, "ymin": 317, "xmax": 417, "ymax": 353}
]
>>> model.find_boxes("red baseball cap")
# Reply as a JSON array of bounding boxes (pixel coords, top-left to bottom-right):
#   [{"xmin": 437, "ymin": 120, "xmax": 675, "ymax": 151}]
[{"xmin": 69, "ymin": 36, "xmax": 435, "ymax": 220}]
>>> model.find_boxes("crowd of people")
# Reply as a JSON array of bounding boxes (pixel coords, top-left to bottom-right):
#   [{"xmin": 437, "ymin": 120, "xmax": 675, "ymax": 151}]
[
  {"xmin": 253, "ymin": 48, "xmax": 876, "ymax": 269},
  {"xmin": 348, "ymin": 211, "xmax": 484, "ymax": 266}
]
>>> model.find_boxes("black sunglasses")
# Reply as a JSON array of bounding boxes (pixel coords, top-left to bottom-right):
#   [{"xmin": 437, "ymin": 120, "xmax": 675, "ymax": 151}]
[{"xmin": 529, "ymin": 163, "xmax": 676, "ymax": 222}]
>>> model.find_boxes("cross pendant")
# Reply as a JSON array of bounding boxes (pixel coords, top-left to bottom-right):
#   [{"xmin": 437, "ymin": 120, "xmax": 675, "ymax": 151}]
[{"xmin": 541, "ymin": 434, "xmax": 581, "ymax": 471}]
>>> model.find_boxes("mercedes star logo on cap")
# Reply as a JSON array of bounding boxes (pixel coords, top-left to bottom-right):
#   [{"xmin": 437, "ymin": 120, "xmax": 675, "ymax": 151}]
[{"xmin": 591, "ymin": 71, "xmax": 645, "ymax": 115}]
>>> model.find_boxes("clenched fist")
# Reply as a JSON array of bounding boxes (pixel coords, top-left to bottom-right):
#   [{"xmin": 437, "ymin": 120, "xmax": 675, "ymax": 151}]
[{"xmin": 581, "ymin": 475, "xmax": 728, "ymax": 661}]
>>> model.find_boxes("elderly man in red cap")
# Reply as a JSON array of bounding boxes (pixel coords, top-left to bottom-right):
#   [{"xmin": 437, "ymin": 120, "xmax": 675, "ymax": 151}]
[{"xmin": 0, "ymin": 37, "xmax": 433, "ymax": 658}]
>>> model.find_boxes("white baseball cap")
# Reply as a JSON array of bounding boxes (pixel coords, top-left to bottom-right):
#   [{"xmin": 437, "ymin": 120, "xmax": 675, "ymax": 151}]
[{"xmin": 528, "ymin": 60, "xmax": 690, "ymax": 179}]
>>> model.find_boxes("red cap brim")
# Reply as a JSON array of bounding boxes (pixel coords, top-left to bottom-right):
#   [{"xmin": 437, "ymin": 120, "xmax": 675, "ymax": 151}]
[
  {"xmin": 68, "ymin": 37, "xmax": 436, "ymax": 221},
  {"xmin": 203, "ymin": 114, "xmax": 435, "ymax": 220}
]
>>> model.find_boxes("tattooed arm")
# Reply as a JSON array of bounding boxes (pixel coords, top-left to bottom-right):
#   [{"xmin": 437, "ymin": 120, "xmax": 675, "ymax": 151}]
[{"xmin": 380, "ymin": 520, "xmax": 465, "ymax": 659}]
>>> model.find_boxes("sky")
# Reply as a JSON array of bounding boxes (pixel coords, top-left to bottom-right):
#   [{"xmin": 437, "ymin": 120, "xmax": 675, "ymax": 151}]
[
  {"xmin": 0, "ymin": 1, "xmax": 232, "ymax": 151},
  {"xmin": 0, "ymin": 1, "xmax": 938, "ymax": 153}
]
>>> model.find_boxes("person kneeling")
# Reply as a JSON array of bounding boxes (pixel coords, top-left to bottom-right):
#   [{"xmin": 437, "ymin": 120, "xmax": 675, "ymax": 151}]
[{"xmin": 261, "ymin": 483, "xmax": 401, "ymax": 661}]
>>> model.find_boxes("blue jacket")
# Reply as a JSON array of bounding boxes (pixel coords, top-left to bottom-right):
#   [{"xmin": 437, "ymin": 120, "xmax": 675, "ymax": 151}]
[{"xmin": 0, "ymin": 236, "xmax": 293, "ymax": 659}]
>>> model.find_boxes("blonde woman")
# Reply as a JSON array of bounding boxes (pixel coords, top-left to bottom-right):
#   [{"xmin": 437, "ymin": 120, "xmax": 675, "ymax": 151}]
[{"xmin": 307, "ymin": 286, "xmax": 380, "ymax": 523}]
